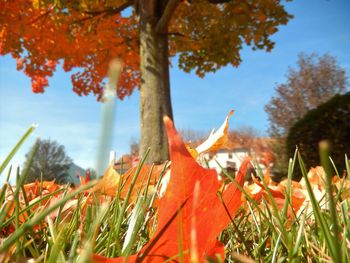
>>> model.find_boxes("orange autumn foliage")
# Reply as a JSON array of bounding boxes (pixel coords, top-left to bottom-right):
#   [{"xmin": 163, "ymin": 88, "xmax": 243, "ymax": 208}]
[
  {"xmin": 243, "ymin": 165, "xmax": 350, "ymax": 218},
  {"xmin": 1, "ymin": 180, "xmax": 62, "ymax": 236},
  {"xmin": 22, "ymin": 179, "xmax": 60, "ymax": 197},
  {"xmin": 243, "ymin": 170, "xmax": 306, "ymax": 216},
  {"xmin": 5, "ymin": 180, "xmax": 60, "ymax": 223},
  {"xmin": 0, "ymin": 0, "xmax": 139, "ymax": 98},
  {"xmin": 0, "ymin": 1, "xmax": 292, "ymax": 99},
  {"xmin": 93, "ymin": 116, "xmax": 249, "ymax": 263},
  {"xmin": 94, "ymin": 163, "xmax": 166, "ymax": 202}
]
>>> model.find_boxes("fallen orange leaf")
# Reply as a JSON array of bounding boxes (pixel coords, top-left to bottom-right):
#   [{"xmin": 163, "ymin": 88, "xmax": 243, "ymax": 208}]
[
  {"xmin": 93, "ymin": 162, "xmax": 166, "ymax": 203},
  {"xmin": 93, "ymin": 116, "xmax": 247, "ymax": 262}
]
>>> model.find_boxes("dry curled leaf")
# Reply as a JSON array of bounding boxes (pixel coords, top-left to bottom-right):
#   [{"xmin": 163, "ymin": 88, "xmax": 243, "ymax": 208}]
[{"xmin": 196, "ymin": 110, "xmax": 234, "ymax": 155}]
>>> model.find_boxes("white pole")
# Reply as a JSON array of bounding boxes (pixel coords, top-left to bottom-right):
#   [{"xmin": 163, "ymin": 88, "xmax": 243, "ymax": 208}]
[{"xmin": 95, "ymin": 59, "xmax": 122, "ymax": 176}]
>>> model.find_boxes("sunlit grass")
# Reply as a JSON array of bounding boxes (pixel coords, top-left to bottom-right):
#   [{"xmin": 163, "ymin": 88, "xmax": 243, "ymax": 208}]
[{"xmin": 0, "ymin": 127, "xmax": 349, "ymax": 262}]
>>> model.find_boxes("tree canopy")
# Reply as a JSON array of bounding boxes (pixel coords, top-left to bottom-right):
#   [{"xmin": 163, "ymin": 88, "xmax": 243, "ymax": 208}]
[
  {"xmin": 264, "ymin": 53, "xmax": 348, "ymax": 175},
  {"xmin": 287, "ymin": 92, "xmax": 350, "ymax": 175},
  {"xmin": 1, "ymin": 0, "xmax": 292, "ymax": 99},
  {"xmin": 265, "ymin": 53, "xmax": 347, "ymax": 136}
]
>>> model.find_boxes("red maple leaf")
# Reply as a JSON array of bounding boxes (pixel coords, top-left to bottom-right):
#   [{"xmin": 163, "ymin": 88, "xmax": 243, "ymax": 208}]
[{"xmin": 94, "ymin": 117, "xmax": 249, "ymax": 262}]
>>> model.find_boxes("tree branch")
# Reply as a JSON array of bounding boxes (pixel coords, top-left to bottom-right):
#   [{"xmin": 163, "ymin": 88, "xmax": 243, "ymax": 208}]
[
  {"xmin": 156, "ymin": 0, "xmax": 181, "ymax": 33},
  {"xmin": 207, "ymin": 0, "xmax": 233, "ymax": 3},
  {"xmin": 83, "ymin": 0, "xmax": 133, "ymax": 17},
  {"xmin": 73, "ymin": 1, "xmax": 133, "ymax": 24},
  {"xmin": 30, "ymin": 4, "xmax": 55, "ymax": 24},
  {"xmin": 168, "ymin": 31, "xmax": 186, "ymax": 37}
]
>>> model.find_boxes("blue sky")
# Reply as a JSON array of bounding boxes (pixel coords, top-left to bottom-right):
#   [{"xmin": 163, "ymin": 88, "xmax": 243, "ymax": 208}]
[{"xmin": 1, "ymin": 0, "xmax": 350, "ymax": 182}]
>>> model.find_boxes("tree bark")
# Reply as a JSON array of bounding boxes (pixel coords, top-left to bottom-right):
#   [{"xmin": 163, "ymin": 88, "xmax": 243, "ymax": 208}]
[{"xmin": 139, "ymin": 7, "xmax": 173, "ymax": 164}]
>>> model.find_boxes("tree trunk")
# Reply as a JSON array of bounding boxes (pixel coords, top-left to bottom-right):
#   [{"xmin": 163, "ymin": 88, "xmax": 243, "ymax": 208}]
[{"xmin": 139, "ymin": 12, "xmax": 173, "ymax": 164}]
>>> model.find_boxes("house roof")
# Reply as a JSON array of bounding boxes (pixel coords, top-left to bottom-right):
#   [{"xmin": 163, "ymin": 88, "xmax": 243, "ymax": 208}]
[
  {"xmin": 216, "ymin": 147, "xmax": 250, "ymax": 153},
  {"xmin": 66, "ymin": 163, "xmax": 86, "ymax": 185}
]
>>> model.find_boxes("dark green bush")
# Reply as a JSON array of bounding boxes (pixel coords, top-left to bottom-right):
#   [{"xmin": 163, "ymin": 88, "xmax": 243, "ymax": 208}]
[{"xmin": 287, "ymin": 92, "xmax": 350, "ymax": 177}]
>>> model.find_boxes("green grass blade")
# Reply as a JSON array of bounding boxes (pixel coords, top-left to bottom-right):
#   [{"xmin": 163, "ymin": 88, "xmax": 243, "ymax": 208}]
[
  {"xmin": 0, "ymin": 124, "xmax": 37, "ymax": 175},
  {"xmin": 298, "ymin": 152, "xmax": 338, "ymax": 261},
  {"xmin": 319, "ymin": 141, "xmax": 342, "ymax": 262}
]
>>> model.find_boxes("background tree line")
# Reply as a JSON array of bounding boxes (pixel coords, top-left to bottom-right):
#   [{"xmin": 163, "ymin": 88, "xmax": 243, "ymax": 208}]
[
  {"xmin": 265, "ymin": 53, "xmax": 348, "ymax": 178},
  {"xmin": 23, "ymin": 138, "xmax": 94, "ymax": 184}
]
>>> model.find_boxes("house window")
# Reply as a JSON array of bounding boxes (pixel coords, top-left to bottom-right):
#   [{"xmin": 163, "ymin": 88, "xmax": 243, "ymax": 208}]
[
  {"xmin": 228, "ymin": 153, "xmax": 233, "ymax": 159},
  {"xmin": 226, "ymin": 161, "xmax": 236, "ymax": 169},
  {"xmin": 226, "ymin": 161, "xmax": 237, "ymax": 175}
]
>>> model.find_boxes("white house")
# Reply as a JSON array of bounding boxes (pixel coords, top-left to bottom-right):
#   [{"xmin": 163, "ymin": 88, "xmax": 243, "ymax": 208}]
[
  {"xmin": 203, "ymin": 147, "xmax": 269, "ymax": 177},
  {"xmin": 204, "ymin": 148, "xmax": 250, "ymax": 175}
]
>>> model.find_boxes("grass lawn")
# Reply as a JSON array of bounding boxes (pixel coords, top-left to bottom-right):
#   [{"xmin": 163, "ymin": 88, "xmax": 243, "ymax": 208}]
[{"xmin": 0, "ymin": 125, "xmax": 349, "ymax": 263}]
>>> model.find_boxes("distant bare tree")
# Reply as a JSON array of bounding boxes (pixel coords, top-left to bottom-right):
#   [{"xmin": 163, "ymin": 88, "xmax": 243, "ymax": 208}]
[
  {"xmin": 265, "ymin": 53, "xmax": 347, "ymax": 136},
  {"xmin": 128, "ymin": 130, "xmax": 207, "ymax": 155},
  {"xmin": 228, "ymin": 126, "xmax": 261, "ymax": 148},
  {"xmin": 178, "ymin": 129, "xmax": 207, "ymax": 148},
  {"xmin": 24, "ymin": 139, "xmax": 72, "ymax": 183},
  {"xmin": 265, "ymin": 53, "xmax": 348, "ymax": 175}
]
